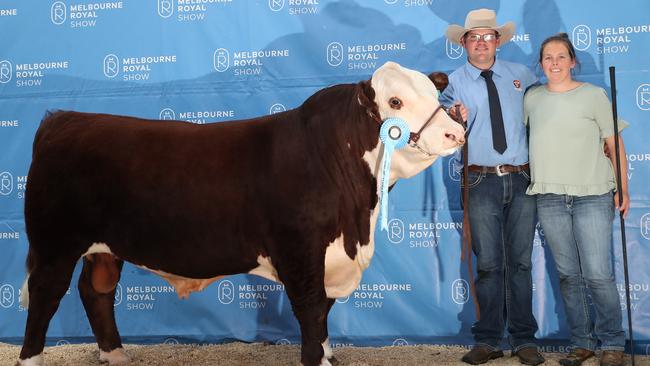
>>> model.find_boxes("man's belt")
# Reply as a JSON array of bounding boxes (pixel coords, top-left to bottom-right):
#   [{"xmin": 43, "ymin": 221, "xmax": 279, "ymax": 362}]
[{"xmin": 468, "ymin": 163, "xmax": 529, "ymax": 176}]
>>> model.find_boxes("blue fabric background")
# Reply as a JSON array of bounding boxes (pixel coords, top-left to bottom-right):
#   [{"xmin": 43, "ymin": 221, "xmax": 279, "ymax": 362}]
[{"xmin": 1, "ymin": 0, "xmax": 649, "ymax": 354}]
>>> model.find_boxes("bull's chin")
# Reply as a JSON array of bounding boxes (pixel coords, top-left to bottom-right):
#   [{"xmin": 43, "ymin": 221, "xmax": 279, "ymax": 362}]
[
  {"xmin": 421, "ymin": 144, "xmax": 461, "ymax": 158},
  {"xmin": 437, "ymin": 145, "xmax": 462, "ymax": 157}
]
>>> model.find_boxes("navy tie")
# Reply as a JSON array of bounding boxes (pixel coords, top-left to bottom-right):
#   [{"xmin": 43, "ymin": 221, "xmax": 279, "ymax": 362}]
[{"xmin": 480, "ymin": 70, "xmax": 507, "ymax": 154}]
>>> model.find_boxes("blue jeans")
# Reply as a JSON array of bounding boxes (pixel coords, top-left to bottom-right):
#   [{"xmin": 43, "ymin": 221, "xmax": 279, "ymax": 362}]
[
  {"xmin": 537, "ymin": 192, "xmax": 625, "ymax": 351},
  {"xmin": 464, "ymin": 170, "xmax": 538, "ymax": 351}
]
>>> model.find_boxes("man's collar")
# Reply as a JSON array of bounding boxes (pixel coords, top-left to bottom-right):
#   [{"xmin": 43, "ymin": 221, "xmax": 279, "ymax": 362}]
[{"xmin": 465, "ymin": 58, "xmax": 503, "ymax": 80}]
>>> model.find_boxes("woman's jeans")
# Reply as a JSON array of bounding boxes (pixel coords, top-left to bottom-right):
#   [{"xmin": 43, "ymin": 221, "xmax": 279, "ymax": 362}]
[
  {"xmin": 464, "ymin": 170, "xmax": 538, "ymax": 351},
  {"xmin": 537, "ymin": 192, "xmax": 625, "ymax": 351}
]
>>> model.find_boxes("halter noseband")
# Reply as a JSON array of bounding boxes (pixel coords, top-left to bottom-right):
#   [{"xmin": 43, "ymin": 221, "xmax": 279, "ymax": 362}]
[
  {"xmin": 366, "ymin": 104, "xmax": 446, "ymax": 157},
  {"xmin": 408, "ymin": 104, "xmax": 446, "ymax": 146}
]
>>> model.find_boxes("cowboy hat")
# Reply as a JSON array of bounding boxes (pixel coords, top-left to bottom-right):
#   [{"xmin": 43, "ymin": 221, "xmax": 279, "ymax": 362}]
[{"xmin": 446, "ymin": 8, "xmax": 515, "ymax": 45}]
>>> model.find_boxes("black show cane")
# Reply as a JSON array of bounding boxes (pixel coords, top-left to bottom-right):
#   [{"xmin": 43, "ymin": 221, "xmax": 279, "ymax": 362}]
[{"xmin": 609, "ymin": 66, "xmax": 635, "ymax": 366}]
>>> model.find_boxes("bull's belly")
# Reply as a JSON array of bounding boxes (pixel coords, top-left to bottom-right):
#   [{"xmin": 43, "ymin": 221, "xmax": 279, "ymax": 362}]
[{"xmin": 81, "ymin": 235, "xmax": 374, "ymax": 300}]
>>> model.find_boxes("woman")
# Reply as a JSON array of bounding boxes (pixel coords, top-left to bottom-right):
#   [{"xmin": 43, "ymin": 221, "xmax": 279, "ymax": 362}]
[{"xmin": 524, "ymin": 33, "xmax": 629, "ymax": 366}]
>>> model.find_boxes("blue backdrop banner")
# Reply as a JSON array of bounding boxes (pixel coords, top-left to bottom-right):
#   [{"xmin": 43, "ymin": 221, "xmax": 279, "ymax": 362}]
[{"xmin": 1, "ymin": 0, "xmax": 649, "ymax": 355}]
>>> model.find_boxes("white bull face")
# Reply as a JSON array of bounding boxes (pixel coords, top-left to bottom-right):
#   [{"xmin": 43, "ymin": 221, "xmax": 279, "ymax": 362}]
[{"xmin": 370, "ymin": 61, "xmax": 465, "ymax": 181}]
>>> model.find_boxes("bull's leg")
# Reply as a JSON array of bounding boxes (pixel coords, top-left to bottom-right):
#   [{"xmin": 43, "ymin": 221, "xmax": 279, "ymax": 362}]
[
  {"xmin": 321, "ymin": 298, "xmax": 338, "ymax": 365},
  {"xmin": 282, "ymin": 275, "xmax": 332, "ymax": 366},
  {"xmin": 78, "ymin": 254, "xmax": 129, "ymax": 365},
  {"xmin": 18, "ymin": 258, "xmax": 77, "ymax": 365},
  {"xmin": 292, "ymin": 297, "xmax": 331, "ymax": 366}
]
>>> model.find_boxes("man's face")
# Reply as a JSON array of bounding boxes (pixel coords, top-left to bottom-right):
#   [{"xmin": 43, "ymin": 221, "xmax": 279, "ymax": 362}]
[{"xmin": 461, "ymin": 29, "xmax": 500, "ymax": 67}]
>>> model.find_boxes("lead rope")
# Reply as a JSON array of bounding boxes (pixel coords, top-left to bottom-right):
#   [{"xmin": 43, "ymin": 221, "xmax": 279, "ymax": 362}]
[{"xmin": 456, "ymin": 105, "xmax": 480, "ymax": 320}]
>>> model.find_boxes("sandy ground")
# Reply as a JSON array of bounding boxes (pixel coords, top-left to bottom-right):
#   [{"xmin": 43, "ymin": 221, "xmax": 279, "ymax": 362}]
[{"xmin": 1, "ymin": 342, "xmax": 649, "ymax": 366}]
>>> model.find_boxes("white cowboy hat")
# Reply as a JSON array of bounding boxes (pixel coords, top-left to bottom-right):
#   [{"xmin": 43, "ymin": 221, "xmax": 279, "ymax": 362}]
[{"xmin": 446, "ymin": 8, "xmax": 515, "ymax": 45}]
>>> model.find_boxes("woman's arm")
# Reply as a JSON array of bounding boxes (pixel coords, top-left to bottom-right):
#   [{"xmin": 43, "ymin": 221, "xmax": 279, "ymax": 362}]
[{"xmin": 604, "ymin": 135, "xmax": 630, "ymax": 217}]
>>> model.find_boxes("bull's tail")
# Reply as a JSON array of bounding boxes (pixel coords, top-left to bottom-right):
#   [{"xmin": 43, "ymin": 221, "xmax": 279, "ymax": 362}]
[
  {"xmin": 32, "ymin": 110, "xmax": 64, "ymax": 151},
  {"xmin": 23, "ymin": 110, "xmax": 74, "ymax": 309},
  {"xmin": 20, "ymin": 113, "xmax": 59, "ymax": 309}
]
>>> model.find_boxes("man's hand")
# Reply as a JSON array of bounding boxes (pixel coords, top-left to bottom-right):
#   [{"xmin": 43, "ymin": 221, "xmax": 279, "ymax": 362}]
[{"xmin": 448, "ymin": 102, "xmax": 468, "ymax": 123}]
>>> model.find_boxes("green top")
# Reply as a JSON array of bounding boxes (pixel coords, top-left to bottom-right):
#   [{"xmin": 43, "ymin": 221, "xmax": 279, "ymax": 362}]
[{"xmin": 524, "ymin": 82, "xmax": 628, "ymax": 196}]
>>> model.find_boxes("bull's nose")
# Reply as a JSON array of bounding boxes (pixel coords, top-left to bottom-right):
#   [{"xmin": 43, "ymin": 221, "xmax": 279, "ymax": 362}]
[{"xmin": 445, "ymin": 132, "xmax": 465, "ymax": 145}]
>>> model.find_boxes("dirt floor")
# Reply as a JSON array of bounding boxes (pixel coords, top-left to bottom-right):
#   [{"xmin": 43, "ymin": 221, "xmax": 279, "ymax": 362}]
[{"xmin": 1, "ymin": 342, "xmax": 649, "ymax": 366}]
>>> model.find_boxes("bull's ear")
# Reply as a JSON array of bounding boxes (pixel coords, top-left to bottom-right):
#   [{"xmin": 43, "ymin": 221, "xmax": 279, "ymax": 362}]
[
  {"xmin": 357, "ymin": 80, "xmax": 380, "ymax": 121},
  {"xmin": 428, "ymin": 71, "xmax": 449, "ymax": 92}
]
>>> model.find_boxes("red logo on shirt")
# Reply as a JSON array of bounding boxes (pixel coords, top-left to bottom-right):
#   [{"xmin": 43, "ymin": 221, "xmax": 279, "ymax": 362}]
[{"xmin": 513, "ymin": 80, "xmax": 521, "ymax": 89}]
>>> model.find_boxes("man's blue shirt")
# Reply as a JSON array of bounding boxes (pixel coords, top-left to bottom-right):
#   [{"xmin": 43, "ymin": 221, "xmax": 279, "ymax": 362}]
[{"xmin": 440, "ymin": 58, "xmax": 538, "ymax": 166}]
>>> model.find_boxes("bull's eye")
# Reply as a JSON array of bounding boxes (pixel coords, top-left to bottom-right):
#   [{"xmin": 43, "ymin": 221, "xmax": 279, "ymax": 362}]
[{"xmin": 389, "ymin": 97, "xmax": 402, "ymax": 109}]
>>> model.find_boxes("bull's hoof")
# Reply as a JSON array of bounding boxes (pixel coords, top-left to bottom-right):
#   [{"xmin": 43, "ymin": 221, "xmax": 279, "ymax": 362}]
[
  {"xmin": 16, "ymin": 354, "xmax": 44, "ymax": 366},
  {"xmin": 301, "ymin": 357, "xmax": 332, "ymax": 366},
  {"xmin": 99, "ymin": 347, "xmax": 131, "ymax": 365},
  {"xmin": 328, "ymin": 356, "xmax": 340, "ymax": 366}
]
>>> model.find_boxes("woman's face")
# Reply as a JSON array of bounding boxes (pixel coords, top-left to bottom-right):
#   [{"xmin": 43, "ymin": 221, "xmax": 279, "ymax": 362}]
[{"xmin": 541, "ymin": 41, "xmax": 576, "ymax": 84}]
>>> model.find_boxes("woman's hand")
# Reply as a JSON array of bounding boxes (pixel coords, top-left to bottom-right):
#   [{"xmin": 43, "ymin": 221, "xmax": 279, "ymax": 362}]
[
  {"xmin": 605, "ymin": 135, "xmax": 630, "ymax": 218},
  {"xmin": 614, "ymin": 190, "xmax": 630, "ymax": 218}
]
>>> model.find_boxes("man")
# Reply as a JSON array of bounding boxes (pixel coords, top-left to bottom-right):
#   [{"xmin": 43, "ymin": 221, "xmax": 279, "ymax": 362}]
[{"xmin": 440, "ymin": 9, "xmax": 544, "ymax": 366}]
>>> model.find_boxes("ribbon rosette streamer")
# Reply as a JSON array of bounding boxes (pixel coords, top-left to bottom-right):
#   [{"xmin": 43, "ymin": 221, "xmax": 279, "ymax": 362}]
[{"xmin": 378, "ymin": 117, "xmax": 410, "ymax": 231}]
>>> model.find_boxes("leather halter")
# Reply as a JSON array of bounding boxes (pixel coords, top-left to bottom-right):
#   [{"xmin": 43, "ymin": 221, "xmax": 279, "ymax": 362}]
[
  {"xmin": 367, "ymin": 104, "xmax": 446, "ymax": 156},
  {"xmin": 407, "ymin": 104, "xmax": 446, "ymax": 156}
]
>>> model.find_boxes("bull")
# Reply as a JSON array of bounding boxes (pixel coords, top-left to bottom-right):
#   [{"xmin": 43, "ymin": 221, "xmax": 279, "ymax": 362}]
[{"xmin": 17, "ymin": 61, "xmax": 464, "ymax": 366}]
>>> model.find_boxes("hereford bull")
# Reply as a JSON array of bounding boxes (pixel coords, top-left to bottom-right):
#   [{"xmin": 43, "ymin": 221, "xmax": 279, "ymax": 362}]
[{"xmin": 17, "ymin": 61, "xmax": 464, "ymax": 366}]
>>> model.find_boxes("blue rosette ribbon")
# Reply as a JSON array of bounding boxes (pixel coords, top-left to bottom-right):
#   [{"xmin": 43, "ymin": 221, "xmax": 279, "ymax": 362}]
[{"xmin": 378, "ymin": 117, "xmax": 410, "ymax": 231}]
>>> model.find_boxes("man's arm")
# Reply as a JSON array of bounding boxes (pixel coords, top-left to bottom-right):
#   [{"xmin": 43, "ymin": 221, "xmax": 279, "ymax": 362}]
[{"xmin": 439, "ymin": 80, "xmax": 455, "ymax": 109}]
